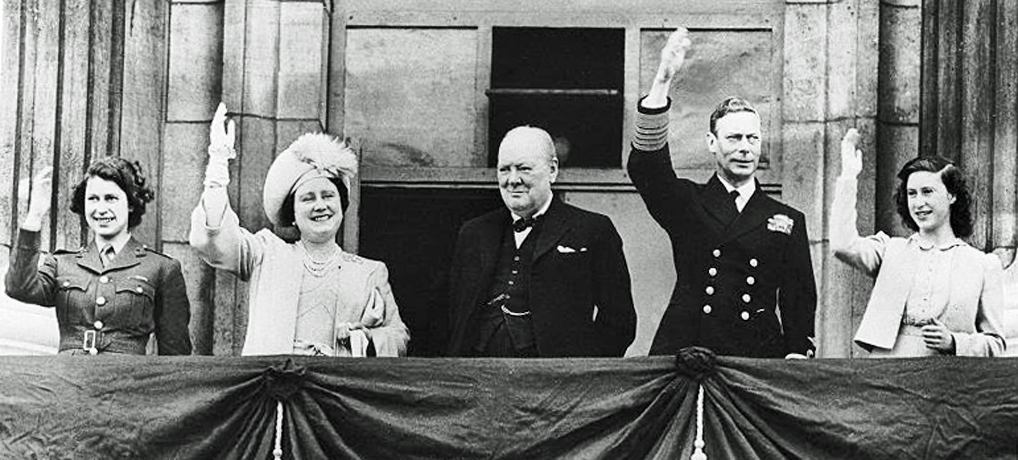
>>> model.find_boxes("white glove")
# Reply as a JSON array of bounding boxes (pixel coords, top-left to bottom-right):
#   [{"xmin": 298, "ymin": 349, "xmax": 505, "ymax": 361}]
[
  {"xmin": 204, "ymin": 102, "xmax": 237, "ymax": 188},
  {"xmin": 840, "ymin": 128, "xmax": 862, "ymax": 178}
]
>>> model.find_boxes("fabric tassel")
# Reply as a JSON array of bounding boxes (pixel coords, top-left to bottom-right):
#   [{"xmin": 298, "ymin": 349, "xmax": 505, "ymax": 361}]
[
  {"xmin": 273, "ymin": 401, "xmax": 284, "ymax": 460},
  {"xmin": 691, "ymin": 385, "xmax": 707, "ymax": 460}
]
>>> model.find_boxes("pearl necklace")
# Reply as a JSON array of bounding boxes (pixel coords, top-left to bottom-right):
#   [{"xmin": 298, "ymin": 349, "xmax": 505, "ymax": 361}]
[{"xmin": 298, "ymin": 242, "xmax": 341, "ymax": 277}]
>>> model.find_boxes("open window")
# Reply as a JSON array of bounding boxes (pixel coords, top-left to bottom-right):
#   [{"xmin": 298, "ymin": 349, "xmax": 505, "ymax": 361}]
[{"xmin": 487, "ymin": 27, "xmax": 624, "ymax": 168}]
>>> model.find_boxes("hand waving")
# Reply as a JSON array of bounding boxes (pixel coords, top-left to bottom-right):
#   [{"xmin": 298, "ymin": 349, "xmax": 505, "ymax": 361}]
[
  {"xmin": 209, "ymin": 102, "xmax": 236, "ymax": 160},
  {"xmin": 21, "ymin": 167, "xmax": 53, "ymax": 231},
  {"xmin": 840, "ymin": 128, "xmax": 862, "ymax": 178},
  {"xmin": 656, "ymin": 28, "xmax": 692, "ymax": 83}
]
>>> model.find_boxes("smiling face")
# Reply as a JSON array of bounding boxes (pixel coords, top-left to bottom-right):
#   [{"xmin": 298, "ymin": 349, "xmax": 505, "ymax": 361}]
[
  {"xmin": 84, "ymin": 176, "xmax": 131, "ymax": 242},
  {"xmin": 707, "ymin": 111, "xmax": 762, "ymax": 187},
  {"xmin": 292, "ymin": 177, "xmax": 344, "ymax": 243},
  {"xmin": 906, "ymin": 170, "xmax": 955, "ymax": 235},
  {"xmin": 497, "ymin": 127, "xmax": 558, "ymax": 218}
]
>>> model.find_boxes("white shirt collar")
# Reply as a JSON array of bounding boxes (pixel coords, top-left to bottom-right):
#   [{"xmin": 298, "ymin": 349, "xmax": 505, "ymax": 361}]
[{"xmin": 717, "ymin": 175, "xmax": 756, "ymax": 199}]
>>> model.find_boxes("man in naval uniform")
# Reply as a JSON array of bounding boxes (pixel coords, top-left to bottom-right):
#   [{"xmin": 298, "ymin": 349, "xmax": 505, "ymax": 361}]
[
  {"xmin": 447, "ymin": 126, "xmax": 636, "ymax": 357},
  {"xmin": 628, "ymin": 29, "xmax": 817, "ymax": 358}
]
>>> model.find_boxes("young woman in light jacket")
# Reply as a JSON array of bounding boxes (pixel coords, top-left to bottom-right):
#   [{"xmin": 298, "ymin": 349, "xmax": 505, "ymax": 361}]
[{"xmin": 830, "ymin": 129, "xmax": 1005, "ymax": 357}]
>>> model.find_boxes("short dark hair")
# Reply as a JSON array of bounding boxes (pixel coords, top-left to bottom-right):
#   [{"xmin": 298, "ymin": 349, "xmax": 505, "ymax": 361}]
[
  {"xmin": 894, "ymin": 155, "xmax": 973, "ymax": 237},
  {"xmin": 709, "ymin": 97, "xmax": 758, "ymax": 135},
  {"xmin": 70, "ymin": 157, "xmax": 154, "ymax": 229},
  {"xmin": 278, "ymin": 177, "xmax": 350, "ymax": 226}
]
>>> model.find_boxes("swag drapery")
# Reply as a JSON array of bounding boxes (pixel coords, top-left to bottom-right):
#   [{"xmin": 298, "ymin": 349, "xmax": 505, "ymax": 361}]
[{"xmin": 0, "ymin": 350, "xmax": 1016, "ymax": 459}]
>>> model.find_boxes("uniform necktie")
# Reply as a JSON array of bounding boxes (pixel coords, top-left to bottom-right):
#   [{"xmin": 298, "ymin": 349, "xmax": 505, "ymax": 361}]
[
  {"xmin": 100, "ymin": 245, "xmax": 115, "ymax": 268},
  {"xmin": 730, "ymin": 190, "xmax": 741, "ymax": 214}
]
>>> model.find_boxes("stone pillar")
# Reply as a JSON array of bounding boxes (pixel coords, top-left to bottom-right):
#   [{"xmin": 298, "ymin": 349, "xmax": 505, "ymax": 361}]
[
  {"xmin": 784, "ymin": 0, "xmax": 880, "ymax": 357},
  {"xmin": 876, "ymin": 0, "xmax": 921, "ymax": 237}
]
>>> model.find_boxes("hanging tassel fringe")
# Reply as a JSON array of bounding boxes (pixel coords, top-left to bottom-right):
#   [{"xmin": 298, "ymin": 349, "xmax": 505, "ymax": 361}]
[
  {"xmin": 691, "ymin": 384, "xmax": 707, "ymax": 460},
  {"xmin": 273, "ymin": 401, "xmax": 284, "ymax": 460}
]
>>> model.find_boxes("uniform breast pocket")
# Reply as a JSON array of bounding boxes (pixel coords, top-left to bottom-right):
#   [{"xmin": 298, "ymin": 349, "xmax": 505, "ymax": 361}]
[
  {"xmin": 55, "ymin": 276, "xmax": 90, "ymax": 324},
  {"xmin": 113, "ymin": 278, "xmax": 157, "ymax": 325}
]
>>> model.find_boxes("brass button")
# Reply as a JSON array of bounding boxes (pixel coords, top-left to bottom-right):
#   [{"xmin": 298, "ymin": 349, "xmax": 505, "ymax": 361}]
[
  {"xmin": 712, "ymin": 249, "xmax": 722, "ymax": 258},
  {"xmin": 749, "ymin": 258, "xmax": 759, "ymax": 267},
  {"xmin": 703, "ymin": 305, "xmax": 712, "ymax": 314},
  {"xmin": 705, "ymin": 286, "xmax": 715, "ymax": 295},
  {"xmin": 746, "ymin": 276, "xmax": 755, "ymax": 285},
  {"xmin": 62, "ymin": 281, "xmax": 71, "ymax": 288},
  {"xmin": 508, "ymin": 281, "xmax": 515, "ymax": 286},
  {"xmin": 136, "ymin": 287, "xmax": 144, "ymax": 294},
  {"xmin": 742, "ymin": 293, "xmax": 751, "ymax": 303},
  {"xmin": 741, "ymin": 311, "xmax": 750, "ymax": 321},
  {"xmin": 99, "ymin": 276, "xmax": 109, "ymax": 284},
  {"xmin": 708, "ymin": 267, "xmax": 717, "ymax": 277},
  {"xmin": 93, "ymin": 320, "xmax": 104, "ymax": 329},
  {"xmin": 96, "ymin": 296, "xmax": 107, "ymax": 306}
]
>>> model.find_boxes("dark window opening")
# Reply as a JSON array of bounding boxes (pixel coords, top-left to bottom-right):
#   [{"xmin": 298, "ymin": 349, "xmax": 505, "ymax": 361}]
[{"xmin": 488, "ymin": 27, "xmax": 624, "ymax": 168}]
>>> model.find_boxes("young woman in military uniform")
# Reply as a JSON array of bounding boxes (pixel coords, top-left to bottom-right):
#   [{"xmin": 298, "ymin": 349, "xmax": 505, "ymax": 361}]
[{"xmin": 5, "ymin": 158, "xmax": 192, "ymax": 355}]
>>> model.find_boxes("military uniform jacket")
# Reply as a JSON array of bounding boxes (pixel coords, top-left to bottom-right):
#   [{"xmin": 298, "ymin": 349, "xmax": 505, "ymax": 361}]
[
  {"xmin": 5, "ymin": 229, "xmax": 192, "ymax": 355},
  {"xmin": 447, "ymin": 197, "xmax": 637, "ymax": 357},
  {"xmin": 628, "ymin": 146, "xmax": 817, "ymax": 358}
]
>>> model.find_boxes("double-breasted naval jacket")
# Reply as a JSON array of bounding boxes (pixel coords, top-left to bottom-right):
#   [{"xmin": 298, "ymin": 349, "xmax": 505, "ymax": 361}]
[
  {"xmin": 5, "ymin": 229, "xmax": 192, "ymax": 355},
  {"xmin": 628, "ymin": 101, "xmax": 817, "ymax": 358}
]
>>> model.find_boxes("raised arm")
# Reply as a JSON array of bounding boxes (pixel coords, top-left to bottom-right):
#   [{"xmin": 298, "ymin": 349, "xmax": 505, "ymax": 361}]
[
  {"xmin": 200, "ymin": 102, "xmax": 236, "ymax": 228},
  {"xmin": 628, "ymin": 28, "xmax": 696, "ymax": 231},
  {"xmin": 189, "ymin": 103, "xmax": 265, "ymax": 280},
  {"xmin": 642, "ymin": 28, "xmax": 691, "ymax": 110},
  {"xmin": 5, "ymin": 168, "xmax": 59, "ymax": 306},
  {"xmin": 830, "ymin": 128, "xmax": 887, "ymax": 276}
]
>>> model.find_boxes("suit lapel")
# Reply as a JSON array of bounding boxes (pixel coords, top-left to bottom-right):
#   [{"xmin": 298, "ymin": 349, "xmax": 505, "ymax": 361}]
[
  {"xmin": 699, "ymin": 175, "xmax": 738, "ymax": 233},
  {"xmin": 533, "ymin": 197, "xmax": 571, "ymax": 262},
  {"xmin": 723, "ymin": 184, "xmax": 779, "ymax": 243}
]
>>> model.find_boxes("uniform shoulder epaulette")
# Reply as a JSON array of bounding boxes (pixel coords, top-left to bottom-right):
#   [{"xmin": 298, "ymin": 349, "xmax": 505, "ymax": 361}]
[
  {"xmin": 53, "ymin": 247, "xmax": 85, "ymax": 256},
  {"xmin": 140, "ymin": 245, "xmax": 173, "ymax": 259}
]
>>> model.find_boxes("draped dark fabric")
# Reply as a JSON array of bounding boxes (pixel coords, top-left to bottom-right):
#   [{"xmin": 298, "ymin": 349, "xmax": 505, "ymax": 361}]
[{"xmin": 0, "ymin": 351, "xmax": 1016, "ymax": 459}]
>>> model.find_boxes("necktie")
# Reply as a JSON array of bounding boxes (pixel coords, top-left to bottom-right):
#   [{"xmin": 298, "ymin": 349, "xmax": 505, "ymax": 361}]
[
  {"xmin": 100, "ymin": 245, "xmax": 115, "ymax": 268},
  {"xmin": 512, "ymin": 215, "xmax": 541, "ymax": 233},
  {"xmin": 730, "ymin": 190, "xmax": 741, "ymax": 214}
]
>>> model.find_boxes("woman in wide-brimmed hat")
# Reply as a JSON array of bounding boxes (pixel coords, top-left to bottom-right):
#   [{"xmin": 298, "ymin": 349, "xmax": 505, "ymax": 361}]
[{"xmin": 189, "ymin": 104, "xmax": 408, "ymax": 357}]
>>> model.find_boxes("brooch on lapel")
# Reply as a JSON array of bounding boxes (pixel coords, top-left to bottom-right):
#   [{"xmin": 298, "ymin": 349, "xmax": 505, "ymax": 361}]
[{"xmin": 767, "ymin": 214, "xmax": 794, "ymax": 234}]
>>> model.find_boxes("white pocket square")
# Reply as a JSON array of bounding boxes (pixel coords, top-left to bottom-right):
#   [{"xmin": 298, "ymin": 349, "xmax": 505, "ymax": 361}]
[{"xmin": 557, "ymin": 245, "xmax": 586, "ymax": 253}]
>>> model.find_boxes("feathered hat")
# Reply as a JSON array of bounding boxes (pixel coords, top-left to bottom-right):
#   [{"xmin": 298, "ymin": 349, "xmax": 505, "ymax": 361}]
[{"xmin": 262, "ymin": 133, "xmax": 358, "ymax": 227}]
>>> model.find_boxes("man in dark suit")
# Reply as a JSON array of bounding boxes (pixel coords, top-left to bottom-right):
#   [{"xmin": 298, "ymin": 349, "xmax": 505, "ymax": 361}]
[
  {"xmin": 447, "ymin": 126, "xmax": 636, "ymax": 357},
  {"xmin": 628, "ymin": 29, "xmax": 817, "ymax": 358}
]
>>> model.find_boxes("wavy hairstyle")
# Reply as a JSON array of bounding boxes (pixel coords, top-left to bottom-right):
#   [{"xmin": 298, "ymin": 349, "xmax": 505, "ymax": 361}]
[
  {"xmin": 70, "ymin": 156, "xmax": 155, "ymax": 229},
  {"xmin": 893, "ymin": 155, "xmax": 973, "ymax": 237}
]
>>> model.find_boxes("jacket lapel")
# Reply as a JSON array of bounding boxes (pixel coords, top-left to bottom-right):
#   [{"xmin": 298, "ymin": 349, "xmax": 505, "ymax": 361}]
[
  {"xmin": 723, "ymin": 183, "xmax": 778, "ymax": 243},
  {"xmin": 106, "ymin": 237, "xmax": 145, "ymax": 272},
  {"xmin": 533, "ymin": 197, "xmax": 571, "ymax": 262},
  {"xmin": 699, "ymin": 175, "xmax": 738, "ymax": 233},
  {"xmin": 76, "ymin": 242, "xmax": 104, "ymax": 274}
]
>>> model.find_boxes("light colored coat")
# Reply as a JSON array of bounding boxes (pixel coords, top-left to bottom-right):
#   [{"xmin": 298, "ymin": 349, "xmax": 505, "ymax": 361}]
[
  {"xmin": 189, "ymin": 199, "xmax": 408, "ymax": 357},
  {"xmin": 831, "ymin": 176, "xmax": 1005, "ymax": 357}
]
